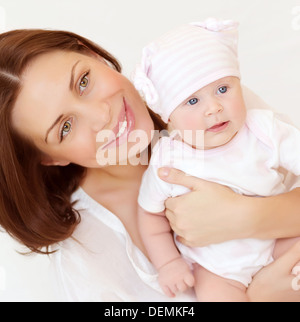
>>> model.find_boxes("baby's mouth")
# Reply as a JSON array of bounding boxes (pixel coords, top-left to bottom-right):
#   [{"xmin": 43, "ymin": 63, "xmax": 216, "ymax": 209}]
[{"xmin": 207, "ymin": 121, "xmax": 229, "ymax": 133}]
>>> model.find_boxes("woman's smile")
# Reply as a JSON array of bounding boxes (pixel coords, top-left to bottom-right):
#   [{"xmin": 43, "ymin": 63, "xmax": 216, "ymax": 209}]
[
  {"xmin": 101, "ymin": 98, "xmax": 136, "ymax": 150},
  {"xmin": 12, "ymin": 50, "xmax": 152, "ymax": 168}
]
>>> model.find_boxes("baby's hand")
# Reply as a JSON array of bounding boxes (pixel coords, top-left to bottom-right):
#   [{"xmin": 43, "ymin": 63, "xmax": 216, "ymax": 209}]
[{"xmin": 158, "ymin": 257, "xmax": 195, "ymax": 298}]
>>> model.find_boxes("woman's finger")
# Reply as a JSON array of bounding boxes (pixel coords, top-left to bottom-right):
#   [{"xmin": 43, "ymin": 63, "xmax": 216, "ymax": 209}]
[
  {"xmin": 164, "ymin": 195, "xmax": 183, "ymax": 213},
  {"xmin": 176, "ymin": 235, "xmax": 195, "ymax": 248},
  {"xmin": 168, "ymin": 220, "xmax": 182, "ymax": 237},
  {"xmin": 164, "ymin": 207, "xmax": 175, "ymax": 223},
  {"xmin": 158, "ymin": 167, "xmax": 209, "ymax": 190}
]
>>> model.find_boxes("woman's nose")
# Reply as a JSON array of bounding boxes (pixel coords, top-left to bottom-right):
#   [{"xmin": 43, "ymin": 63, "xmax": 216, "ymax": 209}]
[{"xmin": 90, "ymin": 102, "xmax": 111, "ymax": 132}]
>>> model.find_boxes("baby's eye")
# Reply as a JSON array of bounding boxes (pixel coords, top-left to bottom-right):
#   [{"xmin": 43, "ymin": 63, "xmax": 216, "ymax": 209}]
[
  {"xmin": 187, "ymin": 98, "xmax": 199, "ymax": 106},
  {"xmin": 218, "ymin": 86, "xmax": 227, "ymax": 94}
]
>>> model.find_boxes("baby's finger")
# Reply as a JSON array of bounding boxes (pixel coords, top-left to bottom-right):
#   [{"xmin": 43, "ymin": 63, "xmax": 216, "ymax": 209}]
[
  {"xmin": 176, "ymin": 281, "xmax": 188, "ymax": 293},
  {"xmin": 170, "ymin": 284, "xmax": 179, "ymax": 296},
  {"xmin": 162, "ymin": 285, "xmax": 175, "ymax": 298},
  {"xmin": 184, "ymin": 273, "xmax": 195, "ymax": 287}
]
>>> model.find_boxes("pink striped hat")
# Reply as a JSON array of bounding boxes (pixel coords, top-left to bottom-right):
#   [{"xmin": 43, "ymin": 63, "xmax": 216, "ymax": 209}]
[{"xmin": 132, "ymin": 18, "xmax": 241, "ymax": 123}]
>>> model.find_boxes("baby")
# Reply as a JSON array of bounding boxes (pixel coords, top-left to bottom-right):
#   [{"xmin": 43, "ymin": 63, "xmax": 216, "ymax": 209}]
[{"xmin": 132, "ymin": 18, "xmax": 300, "ymax": 301}]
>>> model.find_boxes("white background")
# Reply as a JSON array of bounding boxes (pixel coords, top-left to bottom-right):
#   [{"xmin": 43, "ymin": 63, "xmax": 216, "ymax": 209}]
[{"xmin": 0, "ymin": 0, "xmax": 299, "ymax": 301}]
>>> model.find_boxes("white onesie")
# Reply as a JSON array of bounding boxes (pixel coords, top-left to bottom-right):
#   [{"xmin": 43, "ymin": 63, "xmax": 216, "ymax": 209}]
[{"xmin": 138, "ymin": 109, "xmax": 300, "ymax": 287}]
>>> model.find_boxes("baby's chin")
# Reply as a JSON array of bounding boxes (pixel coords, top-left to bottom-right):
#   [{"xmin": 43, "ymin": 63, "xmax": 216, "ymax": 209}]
[{"xmin": 203, "ymin": 131, "xmax": 239, "ymax": 150}]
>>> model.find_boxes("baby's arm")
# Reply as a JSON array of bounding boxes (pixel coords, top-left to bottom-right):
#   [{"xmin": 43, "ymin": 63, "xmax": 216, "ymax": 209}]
[{"xmin": 138, "ymin": 205, "xmax": 194, "ymax": 297}]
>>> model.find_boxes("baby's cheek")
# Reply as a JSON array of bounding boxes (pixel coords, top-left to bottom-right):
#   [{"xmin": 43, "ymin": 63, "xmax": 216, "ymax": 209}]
[
  {"xmin": 170, "ymin": 110, "xmax": 207, "ymax": 141},
  {"xmin": 189, "ymin": 122, "xmax": 206, "ymax": 134}
]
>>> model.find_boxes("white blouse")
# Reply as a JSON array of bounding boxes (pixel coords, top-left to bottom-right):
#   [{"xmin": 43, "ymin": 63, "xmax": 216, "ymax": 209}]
[{"xmin": 50, "ymin": 187, "xmax": 196, "ymax": 302}]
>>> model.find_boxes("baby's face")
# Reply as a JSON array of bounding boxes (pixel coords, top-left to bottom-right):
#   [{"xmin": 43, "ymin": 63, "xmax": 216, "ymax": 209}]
[{"xmin": 168, "ymin": 77, "xmax": 247, "ymax": 150}]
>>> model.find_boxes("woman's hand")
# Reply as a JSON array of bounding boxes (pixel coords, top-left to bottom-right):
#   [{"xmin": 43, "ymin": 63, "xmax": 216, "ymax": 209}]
[
  {"xmin": 248, "ymin": 241, "xmax": 300, "ymax": 302},
  {"xmin": 158, "ymin": 167, "xmax": 255, "ymax": 247}
]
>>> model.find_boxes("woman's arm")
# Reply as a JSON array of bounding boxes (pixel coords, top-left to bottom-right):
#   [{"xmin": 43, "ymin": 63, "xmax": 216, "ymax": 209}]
[
  {"xmin": 247, "ymin": 188, "xmax": 300, "ymax": 240},
  {"xmin": 158, "ymin": 167, "xmax": 300, "ymax": 247}
]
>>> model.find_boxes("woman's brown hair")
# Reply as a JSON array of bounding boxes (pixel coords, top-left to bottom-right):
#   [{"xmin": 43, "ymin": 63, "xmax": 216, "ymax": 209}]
[{"xmin": 0, "ymin": 29, "xmax": 165, "ymax": 254}]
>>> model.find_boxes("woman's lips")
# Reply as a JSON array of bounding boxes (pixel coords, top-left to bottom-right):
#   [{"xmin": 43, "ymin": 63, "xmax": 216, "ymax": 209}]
[
  {"xmin": 206, "ymin": 121, "xmax": 229, "ymax": 133},
  {"xmin": 101, "ymin": 98, "xmax": 135, "ymax": 150},
  {"xmin": 111, "ymin": 102, "xmax": 126, "ymax": 138}
]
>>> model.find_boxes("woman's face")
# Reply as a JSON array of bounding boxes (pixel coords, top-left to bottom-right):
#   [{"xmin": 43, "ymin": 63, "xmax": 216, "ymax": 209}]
[{"xmin": 12, "ymin": 50, "xmax": 154, "ymax": 167}]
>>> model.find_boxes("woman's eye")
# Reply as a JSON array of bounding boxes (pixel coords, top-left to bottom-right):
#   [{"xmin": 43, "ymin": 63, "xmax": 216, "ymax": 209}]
[
  {"xmin": 187, "ymin": 98, "xmax": 198, "ymax": 106},
  {"xmin": 218, "ymin": 86, "xmax": 227, "ymax": 94},
  {"xmin": 79, "ymin": 71, "xmax": 89, "ymax": 95},
  {"xmin": 60, "ymin": 120, "xmax": 72, "ymax": 142}
]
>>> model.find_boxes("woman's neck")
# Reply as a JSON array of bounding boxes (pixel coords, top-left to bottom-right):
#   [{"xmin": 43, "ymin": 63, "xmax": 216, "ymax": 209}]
[
  {"xmin": 80, "ymin": 162, "xmax": 149, "ymax": 258},
  {"xmin": 81, "ymin": 163, "xmax": 147, "ymax": 193}
]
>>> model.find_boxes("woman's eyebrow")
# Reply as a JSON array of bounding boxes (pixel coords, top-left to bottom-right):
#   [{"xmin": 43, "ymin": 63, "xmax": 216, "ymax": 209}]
[
  {"xmin": 45, "ymin": 114, "xmax": 64, "ymax": 143},
  {"xmin": 69, "ymin": 60, "xmax": 81, "ymax": 91}
]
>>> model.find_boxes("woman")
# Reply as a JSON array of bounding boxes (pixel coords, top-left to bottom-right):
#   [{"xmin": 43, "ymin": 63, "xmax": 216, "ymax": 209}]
[{"xmin": 0, "ymin": 29, "xmax": 299, "ymax": 301}]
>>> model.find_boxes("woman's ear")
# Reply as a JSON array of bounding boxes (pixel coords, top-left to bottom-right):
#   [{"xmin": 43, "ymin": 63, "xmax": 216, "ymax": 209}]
[
  {"xmin": 41, "ymin": 154, "xmax": 70, "ymax": 167},
  {"xmin": 56, "ymin": 160, "xmax": 71, "ymax": 167}
]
